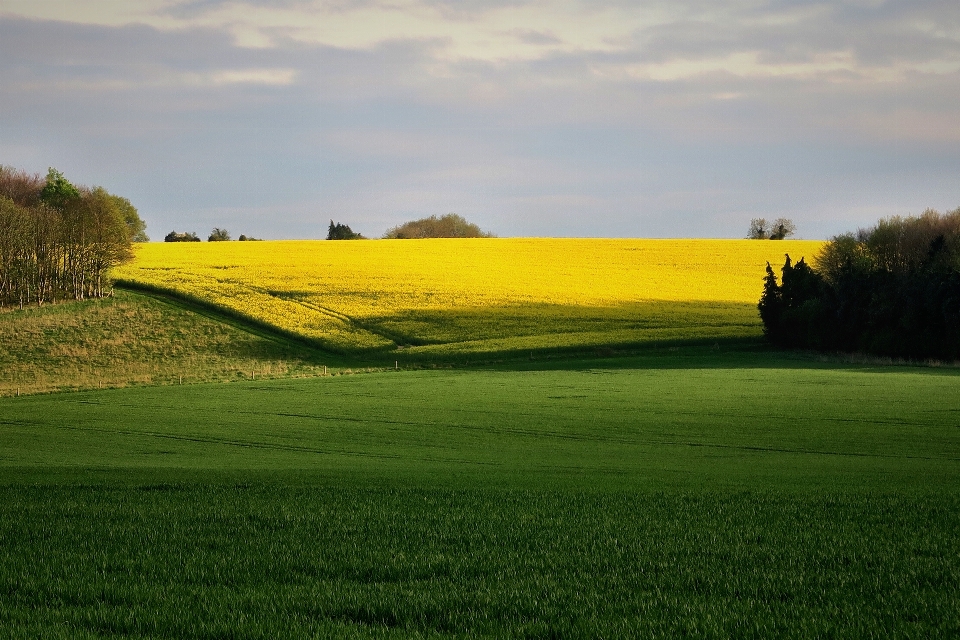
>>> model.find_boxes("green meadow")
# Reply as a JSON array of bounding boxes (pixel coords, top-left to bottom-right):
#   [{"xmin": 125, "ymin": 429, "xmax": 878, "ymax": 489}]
[
  {"xmin": 3, "ymin": 349, "xmax": 960, "ymax": 636},
  {"xmin": 1, "ymin": 289, "xmax": 959, "ymax": 637}
]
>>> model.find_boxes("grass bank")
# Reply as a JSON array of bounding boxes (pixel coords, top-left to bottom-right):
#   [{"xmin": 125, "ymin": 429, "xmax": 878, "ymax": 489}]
[{"xmin": 0, "ymin": 288, "xmax": 352, "ymax": 396}]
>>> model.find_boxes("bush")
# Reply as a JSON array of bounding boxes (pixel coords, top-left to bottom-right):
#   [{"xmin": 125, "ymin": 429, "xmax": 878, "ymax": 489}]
[
  {"xmin": 383, "ymin": 213, "xmax": 493, "ymax": 239},
  {"xmin": 164, "ymin": 231, "xmax": 201, "ymax": 242}
]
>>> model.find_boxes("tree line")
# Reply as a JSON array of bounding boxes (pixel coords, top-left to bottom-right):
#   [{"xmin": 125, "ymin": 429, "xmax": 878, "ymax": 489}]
[
  {"xmin": 165, "ymin": 228, "xmax": 260, "ymax": 241},
  {"xmin": 759, "ymin": 208, "xmax": 960, "ymax": 359},
  {"xmin": 0, "ymin": 166, "xmax": 146, "ymax": 308}
]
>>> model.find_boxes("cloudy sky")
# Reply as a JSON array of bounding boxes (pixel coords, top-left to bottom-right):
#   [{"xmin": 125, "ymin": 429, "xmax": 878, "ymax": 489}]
[{"xmin": 1, "ymin": 1, "xmax": 959, "ymax": 239}]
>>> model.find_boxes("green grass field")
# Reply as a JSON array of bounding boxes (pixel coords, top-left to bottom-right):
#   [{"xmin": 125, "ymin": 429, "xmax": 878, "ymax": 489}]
[
  {"xmin": 0, "ymin": 289, "xmax": 355, "ymax": 396},
  {"xmin": 2, "ymin": 343, "xmax": 959, "ymax": 637}
]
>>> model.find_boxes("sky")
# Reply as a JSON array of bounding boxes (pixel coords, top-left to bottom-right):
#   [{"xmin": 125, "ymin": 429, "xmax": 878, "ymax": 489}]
[{"xmin": 1, "ymin": 1, "xmax": 959, "ymax": 240}]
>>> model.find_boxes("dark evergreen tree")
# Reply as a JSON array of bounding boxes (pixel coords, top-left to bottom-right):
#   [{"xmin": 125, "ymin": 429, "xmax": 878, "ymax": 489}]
[
  {"xmin": 757, "ymin": 208, "xmax": 960, "ymax": 359},
  {"xmin": 757, "ymin": 262, "xmax": 783, "ymax": 343},
  {"xmin": 327, "ymin": 220, "xmax": 363, "ymax": 240}
]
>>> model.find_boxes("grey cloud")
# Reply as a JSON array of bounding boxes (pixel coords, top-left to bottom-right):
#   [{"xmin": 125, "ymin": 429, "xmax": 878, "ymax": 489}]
[
  {"xmin": 1, "ymin": 5, "xmax": 958, "ymax": 240},
  {"xmin": 636, "ymin": 1, "xmax": 960, "ymax": 65},
  {"xmin": 511, "ymin": 29, "xmax": 564, "ymax": 46}
]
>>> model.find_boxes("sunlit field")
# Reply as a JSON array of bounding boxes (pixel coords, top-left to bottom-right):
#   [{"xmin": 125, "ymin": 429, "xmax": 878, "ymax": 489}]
[
  {"xmin": 0, "ymin": 290, "xmax": 341, "ymax": 396},
  {"xmin": 114, "ymin": 239, "xmax": 823, "ymax": 356},
  {"xmin": 7, "ymin": 238, "xmax": 958, "ymax": 637}
]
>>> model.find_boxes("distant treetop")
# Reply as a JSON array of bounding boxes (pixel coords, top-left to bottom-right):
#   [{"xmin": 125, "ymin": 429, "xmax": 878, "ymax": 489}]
[
  {"xmin": 327, "ymin": 220, "xmax": 364, "ymax": 240},
  {"xmin": 748, "ymin": 218, "xmax": 796, "ymax": 240},
  {"xmin": 383, "ymin": 213, "xmax": 493, "ymax": 239},
  {"xmin": 164, "ymin": 231, "xmax": 200, "ymax": 242}
]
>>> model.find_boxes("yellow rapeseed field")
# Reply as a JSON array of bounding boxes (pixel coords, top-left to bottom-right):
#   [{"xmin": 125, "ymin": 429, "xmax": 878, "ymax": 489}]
[{"xmin": 113, "ymin": 239, "xmax": 824, "ymax": 356}]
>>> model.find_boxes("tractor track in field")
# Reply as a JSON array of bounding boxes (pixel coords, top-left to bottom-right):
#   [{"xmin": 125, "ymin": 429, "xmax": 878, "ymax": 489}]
[
  {"xmin": 29, "ymin": 399, "xmax": 959, "ymax": 463},
  {"xmin": 46, "ymin": 423, "xmax": 502, "ymax": 467}
]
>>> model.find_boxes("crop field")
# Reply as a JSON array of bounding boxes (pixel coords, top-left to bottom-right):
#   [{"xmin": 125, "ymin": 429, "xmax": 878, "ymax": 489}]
[
  {"xmin": 113, "ymin": 239, "xmax": 823, "ymax": 356},
  {"xmin": 2, "ymin": 349, "xmax": 959, "ymax": 637}
]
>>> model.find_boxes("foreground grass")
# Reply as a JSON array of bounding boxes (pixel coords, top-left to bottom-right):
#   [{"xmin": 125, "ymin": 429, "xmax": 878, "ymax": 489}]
[
  {"xmin": 2, "ymin": 349, "xmax": 959, "ymax": 636},
  {"xmin": 1, "ymin": 484, "xmax": 956, "ymax": 638},
  {"xmin": 0, "ymin": 289, "xmax": 349, "ymax": 396}
]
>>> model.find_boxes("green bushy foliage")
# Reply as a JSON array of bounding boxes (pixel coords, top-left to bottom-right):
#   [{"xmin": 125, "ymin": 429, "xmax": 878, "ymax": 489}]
[
  {"xmin": 383, "ymin": 213, "xmax": 493, "ymax": 239},
  {"xmin": 165, "ymin": 231, "xmax": 201, "ymax": 242}
]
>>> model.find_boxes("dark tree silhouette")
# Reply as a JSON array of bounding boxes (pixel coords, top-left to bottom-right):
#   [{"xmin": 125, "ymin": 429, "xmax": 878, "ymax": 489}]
[
  {"xmin": 164, "ymin": 231, "xmax": 201, "ymax": 242},
  {"xmin": 327, "ymin": 220, "xmax": 364, "ymax": 240},
  {"xmin": 748, "ymin": 217, "xmax": 795, "ymax": 239},
  {"xmin": 758, "ymin": 208, "xmax": 960, "ymax": 359}
]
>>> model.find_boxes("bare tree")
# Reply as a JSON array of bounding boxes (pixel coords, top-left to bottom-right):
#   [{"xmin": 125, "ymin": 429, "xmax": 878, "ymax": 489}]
[
  {"xmin": 769, "ymin": 218, "xmax": 796, "ymax": 240},
  {"xmin": 749, "ymin": 217, "xmax": 795, "ymax": 240},
  {"xmin": 747, "ymin": 218, "xmax": 769, "ymax": 239}
]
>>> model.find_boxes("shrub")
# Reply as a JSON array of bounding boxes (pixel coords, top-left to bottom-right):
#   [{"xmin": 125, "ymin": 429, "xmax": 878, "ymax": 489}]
[
  {"xmin": 164, "ymin": 231, "xmax": 201, "ymax": 242},
  {"xmin": 383, "ymin": 213, "xmax": 493, "ymax": 239}
]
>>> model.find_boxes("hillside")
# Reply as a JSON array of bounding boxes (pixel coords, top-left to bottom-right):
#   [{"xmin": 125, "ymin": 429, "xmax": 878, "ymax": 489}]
[
  {"xmin": 113, "ymin": 238, "xmax": 824, "ymax": 357},
  {"xmin": 4, "ymin": 238, "xmax": 957, "ymax": 637},
  {"xmin": 0, "ymin": 288, "xmax": 343, "ymax": 396}
]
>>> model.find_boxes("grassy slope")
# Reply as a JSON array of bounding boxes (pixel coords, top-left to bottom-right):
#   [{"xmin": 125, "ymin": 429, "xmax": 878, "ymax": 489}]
[
  {"xmin": 2, "ymin": 350, "xmax": 959, "ymax": 637},
  {"xmin": 0, "ymin": 288, "xmax": 355, "ymax": 396}
]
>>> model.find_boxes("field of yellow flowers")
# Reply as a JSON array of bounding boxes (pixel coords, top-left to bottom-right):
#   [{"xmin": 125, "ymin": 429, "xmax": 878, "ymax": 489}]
[{"xmin": 113, "ymin": 239, "xmax": 823, "ymax": 357}]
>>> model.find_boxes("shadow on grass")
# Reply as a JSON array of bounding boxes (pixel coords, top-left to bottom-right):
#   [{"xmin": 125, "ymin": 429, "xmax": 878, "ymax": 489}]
[
  {"xmin": 392, "ymin": 339, "xmax": 960, "ymax": 376},
  {"xmin": 116, "ymin": 285, "xmax": 960, "ymax": 378}
]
